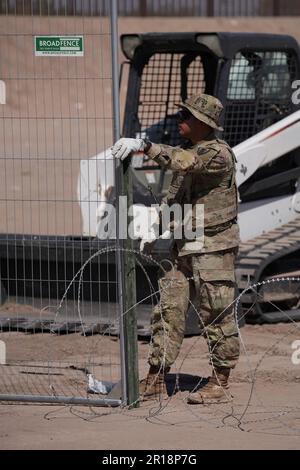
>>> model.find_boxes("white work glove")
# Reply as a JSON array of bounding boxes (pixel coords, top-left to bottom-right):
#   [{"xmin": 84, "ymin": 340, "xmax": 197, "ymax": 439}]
[
  {"xmin": 139, "ymin": 207, "xmax": 160, "ymax": 255},
  {"xmin": 140, "ymin": 228, "xmax": 157, "ymax": 255},
  {"xmin": 111, "ymin": 138, "xmax": 146, "ymax": 161},
  {"xmin": 140, "ymin": 229, "xmax": 173, "ymax": 256},
  {"xmin": 139, "ymin": 202, "xmax": 174, "ymax": 255}
]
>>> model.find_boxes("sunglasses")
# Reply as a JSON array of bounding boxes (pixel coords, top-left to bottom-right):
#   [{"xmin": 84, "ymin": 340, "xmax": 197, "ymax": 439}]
[{"xmin": 176, "ymin": 109, "xmax": 193, "ymax": 123}]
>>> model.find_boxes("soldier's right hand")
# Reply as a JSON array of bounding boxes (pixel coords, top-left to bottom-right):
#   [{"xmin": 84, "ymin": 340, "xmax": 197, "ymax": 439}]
[{"xmin": 111, "ymin": 138, "xmax": 146, "ymax": 161}]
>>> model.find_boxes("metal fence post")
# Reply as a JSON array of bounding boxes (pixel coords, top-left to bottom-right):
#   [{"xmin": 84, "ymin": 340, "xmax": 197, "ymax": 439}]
[
  {"xmin": 139, "ymin": 0, "xmax": 148, "ymax": 17},
  {"xmin": 273, "ymin": 0, "xmax": 281, "ymax": 16},
  {"xmin": 110, "ymin": 0, "xmax": 139, "ymax": 408},
  {"xmin": 207, "ymin": 0, "xmax": 214, "ymax": 16}
]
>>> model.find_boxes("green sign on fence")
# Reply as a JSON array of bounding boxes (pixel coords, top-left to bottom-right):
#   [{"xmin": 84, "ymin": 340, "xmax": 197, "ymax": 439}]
[{"xmin": 35, "ymin": 36, "xmax": 84, "ymax": 56}]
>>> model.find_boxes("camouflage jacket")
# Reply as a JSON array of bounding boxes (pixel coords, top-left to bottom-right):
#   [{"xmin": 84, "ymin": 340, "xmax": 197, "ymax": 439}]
[{"xmin": 146, "ymin": 133, "xmax": 240, "ymax": 255}]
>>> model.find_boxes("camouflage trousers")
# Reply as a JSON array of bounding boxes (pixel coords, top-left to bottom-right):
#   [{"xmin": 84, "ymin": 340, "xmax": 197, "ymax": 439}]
[{"xmin": 148, "ymin": 249, "xmax": 240, "ymax": 370}]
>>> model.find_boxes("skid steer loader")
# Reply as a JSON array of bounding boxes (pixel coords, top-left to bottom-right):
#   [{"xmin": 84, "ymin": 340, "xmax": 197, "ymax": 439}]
[{"xmin": 79, "ymin": 32, "xmax": 300, "ymax": 325}]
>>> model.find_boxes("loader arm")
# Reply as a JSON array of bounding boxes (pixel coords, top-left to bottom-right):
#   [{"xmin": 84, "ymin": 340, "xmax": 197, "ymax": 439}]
[{"xmin": 235, "ymin": 109, "xmax": 300, "ymax": 186}]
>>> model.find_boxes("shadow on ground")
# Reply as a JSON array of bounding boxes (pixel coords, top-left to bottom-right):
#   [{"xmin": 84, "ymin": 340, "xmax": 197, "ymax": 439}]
[{"xmin": 166, "ymin": 373, "xmax": 209, "ymax": 395}]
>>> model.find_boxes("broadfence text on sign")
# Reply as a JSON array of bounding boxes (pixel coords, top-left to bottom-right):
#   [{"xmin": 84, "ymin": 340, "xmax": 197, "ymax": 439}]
[{"xmin": 35, "ymin": 36, "xmax": 84, "ymax": 56}]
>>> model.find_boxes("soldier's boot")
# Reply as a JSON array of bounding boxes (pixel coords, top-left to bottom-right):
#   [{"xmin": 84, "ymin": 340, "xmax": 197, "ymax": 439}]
[
  {"xmin": 187, "ymin": 367, "xmax": 232, "ymax": 405},
  {"xmin": 139, "ymin": 365, "xmax": 169, "ymax": 400}
]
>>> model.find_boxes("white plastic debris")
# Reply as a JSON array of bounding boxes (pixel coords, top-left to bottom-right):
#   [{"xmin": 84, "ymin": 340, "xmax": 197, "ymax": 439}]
[{"xmin": 87, "ymin": 374, "xmax": 114, "ymax": 395}]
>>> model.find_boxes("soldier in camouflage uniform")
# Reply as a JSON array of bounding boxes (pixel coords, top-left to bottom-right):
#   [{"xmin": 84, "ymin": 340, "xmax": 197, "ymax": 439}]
[{"xmin": 112, "ymin": 94, "xmax": 240, "ymax": 404}]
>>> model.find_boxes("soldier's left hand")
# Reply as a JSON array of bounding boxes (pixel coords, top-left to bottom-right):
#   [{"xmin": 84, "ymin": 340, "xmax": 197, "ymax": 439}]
[
  {"xmin": 111, "ymin": 138, "xmax": 146, "ymax": 161},
  {"xmin": 139, "ymin": 224, "xmax": 157, "ymax": 254},
  {"xmin": 140, "ymin": 238, "xmax": 156, "ymax": 256}
]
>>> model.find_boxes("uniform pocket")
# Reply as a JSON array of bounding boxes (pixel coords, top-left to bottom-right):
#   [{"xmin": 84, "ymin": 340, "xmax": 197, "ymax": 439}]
[
  {"xmin": 220, "ymin": 320, "xmax": 238, "ymax": 338},
  {"xmin": 192, "ymin": 251, "xmax": 236, "ymax": 282}
]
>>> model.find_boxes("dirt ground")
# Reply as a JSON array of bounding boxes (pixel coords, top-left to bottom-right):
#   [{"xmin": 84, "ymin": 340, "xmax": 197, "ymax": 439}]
[{"xmin": 0, "ymin": 321, "xmax": 300, "ymax": 450}]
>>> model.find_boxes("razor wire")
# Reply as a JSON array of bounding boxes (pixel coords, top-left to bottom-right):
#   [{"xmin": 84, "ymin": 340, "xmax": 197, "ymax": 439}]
[
  {"xmin": 47, "ymin": 244, "xmax": 300, "ymax": 430},
  {"xmin": 1, "ymin": 242, "xmax": 300, "ymax": 435}
]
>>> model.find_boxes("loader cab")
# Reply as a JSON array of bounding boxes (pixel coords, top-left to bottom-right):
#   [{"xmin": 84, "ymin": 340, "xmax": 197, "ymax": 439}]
[
  {"xmin": 121, "ymin": 33, "xmax": 300, "ymax": 202},
  {"xmin": 224, "ymin": 48, "xmax": 298, "ymax": 147}
]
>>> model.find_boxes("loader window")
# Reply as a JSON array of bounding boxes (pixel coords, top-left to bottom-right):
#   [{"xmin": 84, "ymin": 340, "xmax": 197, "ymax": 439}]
[
  {"xmin": 227, "ymin": 54, "xmax": 255, "ymax": 100},
  {"xmin": 224, "ymin": 50, "xmax": 297, "ymax": 147},
  {"xmin": 260, "ymin": 52, "xmax": 291, "ymax": 99},
  {"xmin": 137, "ymin": 53, "xmax": 207, "ymax": 148},
  {"xmin": 227, "ymin": 51, "xmax": 292, "ymax": 101},
  {"xmin": 131, "ymin": 51, "xmax": 217, "ymax": 198}
]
